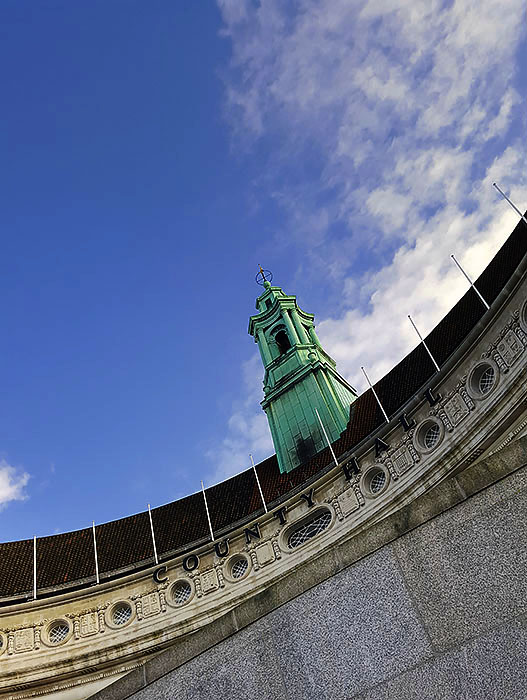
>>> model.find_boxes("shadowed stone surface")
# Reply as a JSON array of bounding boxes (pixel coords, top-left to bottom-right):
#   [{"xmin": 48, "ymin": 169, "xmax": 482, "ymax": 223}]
[
  {"xmin": 265, "ymin": 547, "xmax": 432, "ymax": 700},
  {"xmin": 91, "ymin": 447, "xmax": 527, "ymax": 700},
  {"xmin": 128, "ymin": 548, "xmax": 433, "ymax": 700},
  {"xmin": 358, "ymin": 618, "xmax": 527, "ymax": 700},
  {"xmin": 137, "ymin": 621, "xmax": 286, "ymax": 700},
  {"xmin": 393, "ymin": 468, "xmax": 527, "ymax": 651}
]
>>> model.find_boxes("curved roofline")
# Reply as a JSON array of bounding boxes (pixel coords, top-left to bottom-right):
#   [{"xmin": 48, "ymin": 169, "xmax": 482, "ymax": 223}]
[{"xmin": 1, "ymin": 213, "xmax": 526, "ymax": 601}]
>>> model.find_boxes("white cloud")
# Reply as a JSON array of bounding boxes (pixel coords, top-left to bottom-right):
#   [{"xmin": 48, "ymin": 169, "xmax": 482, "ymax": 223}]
[
  {"xmin": 0, "ymin": 460, "xmax": 30, "ymax": 509},
  {"xmin": 206, "ymin": 353, "xmax": 274, "ymax": 483},
  {"xmin": 213, "ymin": 0, "xmax": 527, "ymax": 463}
]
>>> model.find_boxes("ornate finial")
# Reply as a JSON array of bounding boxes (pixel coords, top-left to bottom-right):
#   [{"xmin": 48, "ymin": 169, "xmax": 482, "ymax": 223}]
[{"xmin": 255, "ymin": 266, "xmax": 273, "ymax": 288}]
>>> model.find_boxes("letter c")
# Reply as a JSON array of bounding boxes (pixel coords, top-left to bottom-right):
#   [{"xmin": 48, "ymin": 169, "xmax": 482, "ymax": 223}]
[{"xmin": 153, "ymin": 565, "xmax": 169, "ymax": 584}]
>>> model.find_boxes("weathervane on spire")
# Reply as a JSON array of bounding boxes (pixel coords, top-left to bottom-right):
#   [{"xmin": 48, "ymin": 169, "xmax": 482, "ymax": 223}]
[{"xmin": 255, "ymin": 265, "xmax": 273, "ymax": 287}]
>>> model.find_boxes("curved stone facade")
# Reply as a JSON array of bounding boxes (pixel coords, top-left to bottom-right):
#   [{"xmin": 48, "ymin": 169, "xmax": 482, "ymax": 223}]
[{"xmin": 0, "ymin": 215, "xmax": 526, "ymax": 698}]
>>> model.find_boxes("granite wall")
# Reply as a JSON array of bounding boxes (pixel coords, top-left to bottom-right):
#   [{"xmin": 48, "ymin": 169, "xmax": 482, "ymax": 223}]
[{"xmin": 92, "ymin": 444, "xmax": 527, "ymax": 700}]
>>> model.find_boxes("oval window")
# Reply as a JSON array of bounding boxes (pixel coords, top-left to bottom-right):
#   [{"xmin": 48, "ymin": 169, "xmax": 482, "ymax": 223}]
[
  {"xmin": 287, "ymin": 509, "xmax": 332, "ymax": 549},
  {"xmin": 112, "ymin": 602, "xmax": 132, "ymax": 627},
  {"xmin": 362, "ymin": 466, "xmax": 390, "ymax": 497},
  {"xmin": 171, "ymin": 580, "xmax": 192, "ymax": 606},
  {"xmin": 468, "ymin": 362, "xmax": 498, "ymax": 399},
  {"xmin": 415, "ymin": 419, "xmax": 443, "ymax": 453}
]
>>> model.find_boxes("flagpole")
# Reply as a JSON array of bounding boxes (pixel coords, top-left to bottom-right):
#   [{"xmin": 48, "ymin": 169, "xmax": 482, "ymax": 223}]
[
  {"xmin": 250, "ymin": 454, "xmax": 268, "ymax": 513},
  {"xmin": 493, "ymin": 182, "xmax": 527, "ymax": 226},
  {"xmin": 148, "ymin": 503, "xmax": 159, "ymax": 565},
  {"xmin": 408, "ymin": 315, "xmax": 441, "ymax": 372},
  {"xmin": 450, "ymin": 254, "xmax": 490, "ymax": 310},
  {"xmin": 361, "ymin": 366, "xmax": 390, "ymax": 423},
  {"xmin": 201, "ymin": 480, "xmax": 214, "ymax": 542},
  {"xmin": 33, "ymin": 535, "xmax": 37, "ymax": 600},
  {"xmin": 314, "ymin": 408, "xmax": 339, "ymax": 467},
  {"xmin": 92, "ymin": 521, "xmax": 100, "ymax": 585}
]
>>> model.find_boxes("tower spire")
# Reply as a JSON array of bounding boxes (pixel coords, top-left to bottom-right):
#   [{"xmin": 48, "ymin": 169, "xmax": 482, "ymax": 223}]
[
  {"xmin": 249, "ymin": 280, "xmax": 356, "ymax": 473},
  {"xmin": 255, "ymin": 265, "xmax": 273, "ymax": 289}
]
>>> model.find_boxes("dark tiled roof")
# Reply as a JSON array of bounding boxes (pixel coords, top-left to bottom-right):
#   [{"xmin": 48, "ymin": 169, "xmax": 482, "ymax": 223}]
[{"xmin": 1, "ymin": 215, "xmax": 526, "ymax": 600}]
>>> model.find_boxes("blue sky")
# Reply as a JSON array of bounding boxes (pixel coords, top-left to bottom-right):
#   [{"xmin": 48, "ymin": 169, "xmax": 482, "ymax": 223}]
[{"xmin": 0, "ymin": 0, "xmax": 526, "ymax": 541}]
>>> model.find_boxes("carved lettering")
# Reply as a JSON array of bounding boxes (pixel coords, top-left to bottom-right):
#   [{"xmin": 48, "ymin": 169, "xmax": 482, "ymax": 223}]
[
  {"xmin": 183, "ymin": 554, "xmax": 200, "ymax": 572},
  {"xmin": 424, "ymin": 387, "xmax": 442, "ymax": 406},
  {"xmin": 153, "ymin": 565, "xmax": 169, "ymax": 583},
  {"xmin": 214, "ymin": 539, "xmax": 229, "ymax": 558},
  {"xmin": 300, "ymin": 488, "xmax": 315, "ymax": 507},
  {"xmin": 342, "ymin": 457, "xmax": 360, "ymax": 480},
  {"xmin": 244, "ymin": 524, "xmax": 261, "ymax": 544},
  {"xmin": 273, "ymin": 506, "xmax": 287, "ymax": 525},
  {"xmin": 399, "ymin": 413, "xmax": 416, "ymax": 431}
]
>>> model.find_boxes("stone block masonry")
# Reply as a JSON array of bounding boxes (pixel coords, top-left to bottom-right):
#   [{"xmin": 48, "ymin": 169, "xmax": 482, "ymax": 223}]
[{"xmin": 90, "ymin": 437, "xmax": 527, "ymax": 700}]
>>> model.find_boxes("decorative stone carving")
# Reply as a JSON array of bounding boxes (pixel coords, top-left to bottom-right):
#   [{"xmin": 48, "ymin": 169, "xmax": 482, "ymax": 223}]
[
  {"xmin": 141, "ymin": 592, "xmax": 161, "ymax": 618},
  {"xmin": 34, "ymin": 624, "xmax": 42, "ymax": 650},
  {"xmin": 215, "ymin": 565, "xmax": 225, "ymax": 588},
  {"xmin": 491, "ymin": 348, "xmax": 509, "ymax": 374},
  {"xmin": 248, "ymin": 548, "xmax": 259, "ymax": 571},
  {"xmin": 459, "ymin": 384, "xmax": 475, "ymax": 411},
  {"xmin": 433, "ymin": 407, "xmax": 452, "ymax": 433},
  {"xmin": 336, "ymin": 487, "xmax": 360, "ymax": 516},
  {"xmin": 14, "ymin": 628, "xmax": 34, "ymax": 653},
  {"xmin": 159, "ymin": 587, "xmax": 167, "ymax": 612},
  {"xmin": 443, "ymin": 392, "xmax": 469, "ymax": 427},
  {"xmin": 191, "ymin": 572, "xmax": 203, "ymax": 598},
  {"xmin": 80, "ymin": 612, "xmax": 98, "ymax": 637},
  {"xmin": 132, "ymin": 596, "xmax": 143, "ymax": 621},
  {"xmin": 271, "ymin": 538, "xmax": 282, "ymax": 560},
  {"xmin": 200, "ymin": 568, "xmax": 218, "ymax": 594},
  {"xmin": 255, "ymin": 541, "xmax": 275, "ymax": 567},
  {"xmin": 378, "ymin": 455, "xmax": 399, "ymax": 481},
  {"xmin": 330, "ymin": 495, "xmax": 344, "ymax": 521},
  {"xmin": 352, "ymin": 482, "xmax": 365, "ymax": 506},
  {"xmin": 390, "ymin": 445, "xmax": 414, "ymax": 476},
  {"xmin": 97, "ymin": 605, "xmax": 107, "ymax": 633},
  {"xmin": 497, "ymin": 330, "xmax": 523, "ymax": 367},
  {"xmin": 515, "ymin": 323, "xmax": 527, "ymax": 346},
  {"xmin": 7, "ymin": 632, "xmax": 14, "ymax": 656}
]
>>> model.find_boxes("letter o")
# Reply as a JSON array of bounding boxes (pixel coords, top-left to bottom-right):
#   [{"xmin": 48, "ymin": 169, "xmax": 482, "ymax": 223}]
[{"xmin": 183, "ymin": 554, "xmax": 200, "ymax": 572}]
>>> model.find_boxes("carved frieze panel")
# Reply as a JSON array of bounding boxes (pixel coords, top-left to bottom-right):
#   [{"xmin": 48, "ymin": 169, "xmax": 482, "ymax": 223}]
[
  {"xmin": 255, "ymin": 542, "xmax": 275, "ymax": 567},
  {"xmin": 337, "ymin": 487, "xmax": 360, "ymax": 516},
  {"xmin": 497, "ymin": 330, "xmax": 523, "ymax": 367},
  {"xmin": 14, "ymin": 628, "xmax": 34, "ymax": 653},
  {"xmin": 390, "ymin": 445, "xmax": 414, "ymax": 476},
  {"xmin": 141, "ymin": 592, "xmax": 161, "ymax": 618},
  {"xmin": 80, "ymin": 612, "xmax": 98, "ymax": 637},
  {"xmin": 443, "ymin": 392, "xmax": 469, "ymax": 427},
  {"xmin": 200, "ymin": 568, "xmax": 218, "ymax": 594}
]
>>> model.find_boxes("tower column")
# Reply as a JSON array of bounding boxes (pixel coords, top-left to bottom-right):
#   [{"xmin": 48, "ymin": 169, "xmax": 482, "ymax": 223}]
[
  {"xmin": 283, "ymin": 310, "xmax": 300, "ymax": 345},
  {"xmin": 291, "ymin": 311, "xmax": 310, "ymax": 344},
  {"xmin": 308, "ymin": 325, "xmax": 322, "ymax": 348},
  {"xmin": 257, "ymin": 330, "xmax": 272, "ymax": 366}
]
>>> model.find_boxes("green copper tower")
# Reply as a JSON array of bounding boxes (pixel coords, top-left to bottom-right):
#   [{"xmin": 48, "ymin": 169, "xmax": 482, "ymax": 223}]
[{"xmin": 249, "ymin": 273, "xmax": 357, "ymax": 474}]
